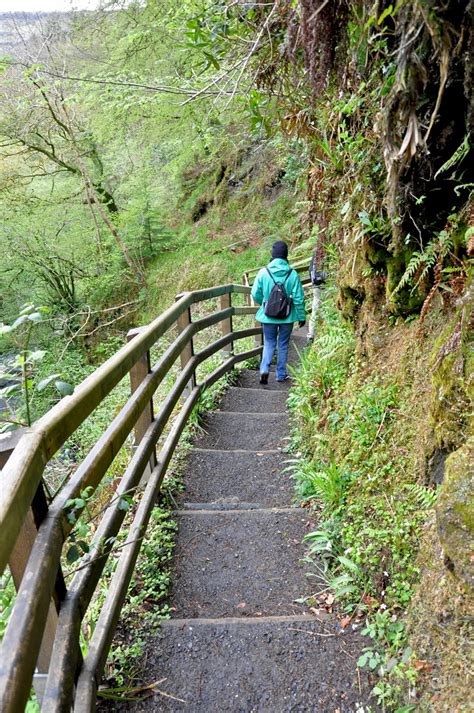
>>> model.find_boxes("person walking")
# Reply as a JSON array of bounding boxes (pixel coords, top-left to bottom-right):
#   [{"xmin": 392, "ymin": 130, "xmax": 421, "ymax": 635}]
[
  {"xmin": 307, "ymin": 248, "xmax": 327, "ymax": 344},
  {"xmin": 251, "ymin": 240, "xmax": 306, "ymax": 384}
]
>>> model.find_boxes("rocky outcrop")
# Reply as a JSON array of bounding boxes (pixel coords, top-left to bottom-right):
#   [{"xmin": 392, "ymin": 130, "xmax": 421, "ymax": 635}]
[{"xmin": 436, "ymin": 440, "xmax": 474, "ymax": 587}]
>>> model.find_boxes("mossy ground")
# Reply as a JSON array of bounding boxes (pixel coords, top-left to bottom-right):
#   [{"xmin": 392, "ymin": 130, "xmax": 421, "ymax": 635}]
[{"xmin": 407, "ymin": 516, "xmax": 473, "ymax": 712}]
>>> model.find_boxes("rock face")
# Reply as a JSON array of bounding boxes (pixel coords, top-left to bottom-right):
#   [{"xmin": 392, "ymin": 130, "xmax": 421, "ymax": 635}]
[{"xmin": 436, "ymin": 440, "xmax": 474, "ymax": 587}]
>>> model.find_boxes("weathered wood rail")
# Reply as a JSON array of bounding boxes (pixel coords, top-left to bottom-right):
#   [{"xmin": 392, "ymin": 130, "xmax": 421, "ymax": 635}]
[{"xmin": 0, "ymin": 284, "xmax": 261, "ymax": 713}]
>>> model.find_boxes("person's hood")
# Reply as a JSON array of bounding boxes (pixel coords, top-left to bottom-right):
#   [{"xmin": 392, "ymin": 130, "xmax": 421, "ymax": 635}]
[{"xmin": 267, "ymin": 258, "xmax": 292, "ymax": 279}]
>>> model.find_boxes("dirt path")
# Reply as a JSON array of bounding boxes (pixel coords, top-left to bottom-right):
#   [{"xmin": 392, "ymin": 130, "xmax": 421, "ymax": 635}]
[{"xmin": 104, "ymin": 330, "xmax": 374, "ymax": 712}]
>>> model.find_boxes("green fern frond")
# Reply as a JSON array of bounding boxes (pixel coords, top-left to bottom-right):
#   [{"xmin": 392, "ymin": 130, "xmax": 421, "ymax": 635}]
[
  {"xmin": 434, "ymin": 135, "xmax": 470, "ymax": 179},
  {"xmin": 404, "ymin": 483, "xmax": 438, "ymax": 510},
  {"xmin": 391, "ymin": 230, "xmax": 454, "ymax": 296},
  {"xmin": 391, "ymin": 251, "xmax": 425, "ymax": 295}
]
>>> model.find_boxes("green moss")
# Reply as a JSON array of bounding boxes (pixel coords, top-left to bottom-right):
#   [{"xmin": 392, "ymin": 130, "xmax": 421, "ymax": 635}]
[
  {"xmin": 365, "ymin": 239, "xmax": 390, "ymax": 268},
  {"xmin": 385, "ymin": 250, "xmax": 425, "ymax": 314},
  {"xmin": 430, "ymin": 317, "xmax": 471, "ymax": 450},
  {"xmin": 436, "ymin": 441, "xmax": 474, "ymax": 587},
  {"xmin": 407, "ymin": 516, "xmax": 473, "ymax": 712}
]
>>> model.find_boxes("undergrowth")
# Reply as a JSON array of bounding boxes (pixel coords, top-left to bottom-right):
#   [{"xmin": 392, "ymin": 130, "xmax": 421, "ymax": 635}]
[{"xmin": 288, "ymin": 284, "xmax": 441, "ymax": 711}]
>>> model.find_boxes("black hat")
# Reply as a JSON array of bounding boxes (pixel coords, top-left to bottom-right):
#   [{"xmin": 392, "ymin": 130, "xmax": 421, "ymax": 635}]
[{"xmin": 271, "ymin": 240, "xmax": 288, "ymax": 260}]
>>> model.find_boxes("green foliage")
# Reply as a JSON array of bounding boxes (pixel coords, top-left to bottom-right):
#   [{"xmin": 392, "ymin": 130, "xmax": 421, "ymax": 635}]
[
  {"xmin": 357, "ymin": 610, "xmax": 418, "ymax": 711},
  {"xmin": 0, "ymin": 305, "xmax": 73, "ymax": 430},
  {"xmin": 403, "ymin": 483, "xmax": 438, "ymax": 511},
  {"xmin": 0, "ymin": 573, "xmax": 15, "ymax": 641},
  {"xmin": 287, "ymin": 289, "xmax": 354, "ymax": 440},
  {"xmin": 120, "ymin": 507, "xmax": 177, "ymax": 630},
  {"xmin": 288, "ymin": 454, "xmax": 352, "ymax": 512},
  {"xmin": 392, "ymin": 230, "xmax": 454, "ymax": 296},
  {"xmin": 434, "ymin": 135, "xmax": 471, "ymax": 180},
  {"xmin": 288, "ymin": 288, "xmax": 443, "ymax": 708}
]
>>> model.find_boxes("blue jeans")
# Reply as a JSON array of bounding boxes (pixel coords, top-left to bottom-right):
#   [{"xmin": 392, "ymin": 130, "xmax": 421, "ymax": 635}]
[{"xmin": 260, "ymin": 323, "xmax": 293, "ymax": 380}]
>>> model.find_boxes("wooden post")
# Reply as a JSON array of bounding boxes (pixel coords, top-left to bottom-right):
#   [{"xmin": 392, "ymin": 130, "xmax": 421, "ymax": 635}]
[
  {"xmin": 127, "ymin": 328, "xmax": 156, "ymax": 483},
  {"xmin": 176, "ymin": 302, "xmax": 196, "ymax": 399},
  {"xmin": 220, "ymin": 292, "xmax": 233, "ymax": 358},
  {"xmin": 0, "ymin": 430, "xmax": 59, "ymax": 703},
  {"xmin": 243, "ymin": 272, "xmax": 251, "ymax": 305}
]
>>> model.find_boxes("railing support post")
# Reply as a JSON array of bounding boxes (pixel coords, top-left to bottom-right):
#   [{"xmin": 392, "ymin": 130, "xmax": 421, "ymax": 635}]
[
  {"xmin": 127, "ymin": 328, "xmax": 156, "ymax": 484},
  {"xmin": 220, "ymin": 292, "xmax": 233, "ymax": 358},
  {"xmin": 176, "ymin": 302, "xmax": 196, "ymax": 399},
  {"xmin": 242, "ymin": 273, "xmax": 251, "ymax": 305}
]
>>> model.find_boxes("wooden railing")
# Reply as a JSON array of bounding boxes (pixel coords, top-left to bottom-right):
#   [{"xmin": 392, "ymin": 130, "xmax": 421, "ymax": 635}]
[{"xmin": 0, "ymin": 284, "xmax": 261, "ymax": 713}]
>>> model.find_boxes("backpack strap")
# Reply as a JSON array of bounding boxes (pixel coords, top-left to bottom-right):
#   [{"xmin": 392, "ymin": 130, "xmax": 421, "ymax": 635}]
[
  {"xmin": 282, "ymin": 269, "xmax": 293, "ymax": 285},
  {"xmin": 266, "ymin": 267, "xmax": 293, "ymax": 286},
  {"xmin": 266, "ymin": 267, "xmax": 277, "ymax": 284}
]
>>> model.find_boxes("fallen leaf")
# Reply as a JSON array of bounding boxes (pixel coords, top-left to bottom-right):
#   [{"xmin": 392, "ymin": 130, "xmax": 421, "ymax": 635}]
[
  {"xmin": 413, "ymin": 660, "xmax": 433, "ymax": 672},
  {"xmin": 326, "ymin": 593, "xmax": 335, "ymax": 606},
  {"xmin": 362, "ymin": 594, "xmax": 379, "ymax": 609},
  {"xmin": 340, "ymin": 616, "xmax": 352, "ymax": 629},
  {"xmin": 236, "ymin": 602, "xmax": 246, "ymax": 609}
]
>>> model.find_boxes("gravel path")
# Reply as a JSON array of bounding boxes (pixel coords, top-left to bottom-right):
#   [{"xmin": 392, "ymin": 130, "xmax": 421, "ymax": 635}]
[
  {"xmin": 102, "ymin": 329, "xmax": 375, "ymax": 712},
  {"xmin": 176, "ymin": 448, "xmax": 291, "ymax": 507}
]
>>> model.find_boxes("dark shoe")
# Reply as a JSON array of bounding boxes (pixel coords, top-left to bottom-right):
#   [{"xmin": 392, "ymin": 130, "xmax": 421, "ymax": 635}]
[
  {"xmin": 259, "ymin": 372, "xmax": 268, "ymax": 385},
  {"xmin": 276, "ymin": 375, "xmax": 290, "ymax": 382}
]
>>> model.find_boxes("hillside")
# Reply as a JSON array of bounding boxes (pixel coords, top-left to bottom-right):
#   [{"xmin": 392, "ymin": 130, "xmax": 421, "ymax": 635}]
[{"xmin": 0, "ymin": 2, "xmax": 472, "ymax": 711}]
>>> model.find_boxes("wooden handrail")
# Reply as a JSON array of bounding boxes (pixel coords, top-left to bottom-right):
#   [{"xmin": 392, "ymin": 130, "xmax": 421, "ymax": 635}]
[
  {"xmin": 0, "ymin": 288, "xmax": 241, "ymax": 575},
  {"xmin": 0, "ymin": 283, "xmax": 262, "ymax": 713}
]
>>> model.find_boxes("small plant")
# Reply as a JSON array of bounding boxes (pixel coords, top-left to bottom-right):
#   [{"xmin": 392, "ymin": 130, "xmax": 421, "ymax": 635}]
[
  {"xmin": 391, "ymin": 229, "xmax": 454, "ymax": 297},
  {"xmin": 356, "ymin": 209, "xmax": 390, "ymax": 242},
  {"xmin": 357, "ymin": 610, "xmax": 418, "ymax": 711},
  {"xmin": 65, "ymin": 486, "xmax": 95, "ymax": 565},
  {"xmin": 288, "ymin": 453, "xmax": 352, "ymax": 513},
  {"xmin": 0, "ymin": 304, "xmax": 73, "ymax": 431},
  {"xmin": 0, "ymin": 573, "xmax": 15, "ymax": 642},
  {"xmin": 403, "ymin": 483, "xmax": 438, "ymax": 510}
]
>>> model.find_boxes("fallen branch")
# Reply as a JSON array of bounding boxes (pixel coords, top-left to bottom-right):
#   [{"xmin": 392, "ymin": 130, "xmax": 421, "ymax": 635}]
[{"xmin": 287, "ymin": 627, "xmax": 336, "ymax": 637}]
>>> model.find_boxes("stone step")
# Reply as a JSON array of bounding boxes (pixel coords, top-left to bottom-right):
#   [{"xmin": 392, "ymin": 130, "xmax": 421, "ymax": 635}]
[
  {"xmin": 169, "ymin": 509, "xmax": 310, "ymax": 618},
  {"xmin": 197, "ymin": 412, "xmax": 288, "ymax": 451},
  {"xmin": 218, "ymin": 386, "xmax": 288, "ymax": 414},
  {"xmin": 112, "ymin": 617, "xmax": 371, "ymax": 712},
  {"xmin": 236, "ymin": 369, "xmax": 292, "ymax": 391},
  {"xmin": 177, "ymin": 449, "xmax": 293, "ymax": 507}
]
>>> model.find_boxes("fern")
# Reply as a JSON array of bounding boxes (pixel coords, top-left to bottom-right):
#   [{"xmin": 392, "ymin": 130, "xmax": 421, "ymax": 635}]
[
  {"xmin": 404, "ymin": 483, "xmax": 438, "ymax": 510},
  {"xmin": 392, "ymin": 251, "xmax": 427, "ymax": 295},
  {"xmin": 391, "ymin": 230, "xmax": 453, "ymax": 296},
  {"xmin": 434, "ymin": 134, "xmax": 470, "ymax": 179}
]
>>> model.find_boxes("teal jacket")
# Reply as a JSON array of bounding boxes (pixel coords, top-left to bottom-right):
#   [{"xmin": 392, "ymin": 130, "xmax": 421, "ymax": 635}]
[{"xmin": 251, "ymin": 258, "xmax": 306, "ymax": 324}]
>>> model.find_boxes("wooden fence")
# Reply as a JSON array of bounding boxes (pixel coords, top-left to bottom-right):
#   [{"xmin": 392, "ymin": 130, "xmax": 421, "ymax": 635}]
[{"xmin": 0, "ymin": 284, "xmax": 261, "ymax": 712}]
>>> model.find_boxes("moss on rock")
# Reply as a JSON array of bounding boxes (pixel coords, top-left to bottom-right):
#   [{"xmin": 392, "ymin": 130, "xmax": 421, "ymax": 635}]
[
  {"xmin": 407, "ymin": 516, "xmax": 473, "ymax": 711},
  {"xmin": 436, "ymin": 440, "xmax": 474, "ymax": 587},
  {"xmin": 430, "ymin": 317, "xmax": 471, "ymax": 451}
]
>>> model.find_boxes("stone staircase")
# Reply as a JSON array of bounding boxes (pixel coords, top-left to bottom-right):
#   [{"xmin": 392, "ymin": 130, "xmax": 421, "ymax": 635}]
[{"xmin": 107, "ymin": 331, "xmax": 372, "ymax": 712}]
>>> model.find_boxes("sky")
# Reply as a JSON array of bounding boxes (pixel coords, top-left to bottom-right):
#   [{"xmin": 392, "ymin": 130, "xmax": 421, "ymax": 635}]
[{"xmin": 0, "ymin": 0, "xmax": 99, "ymax": 11}]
